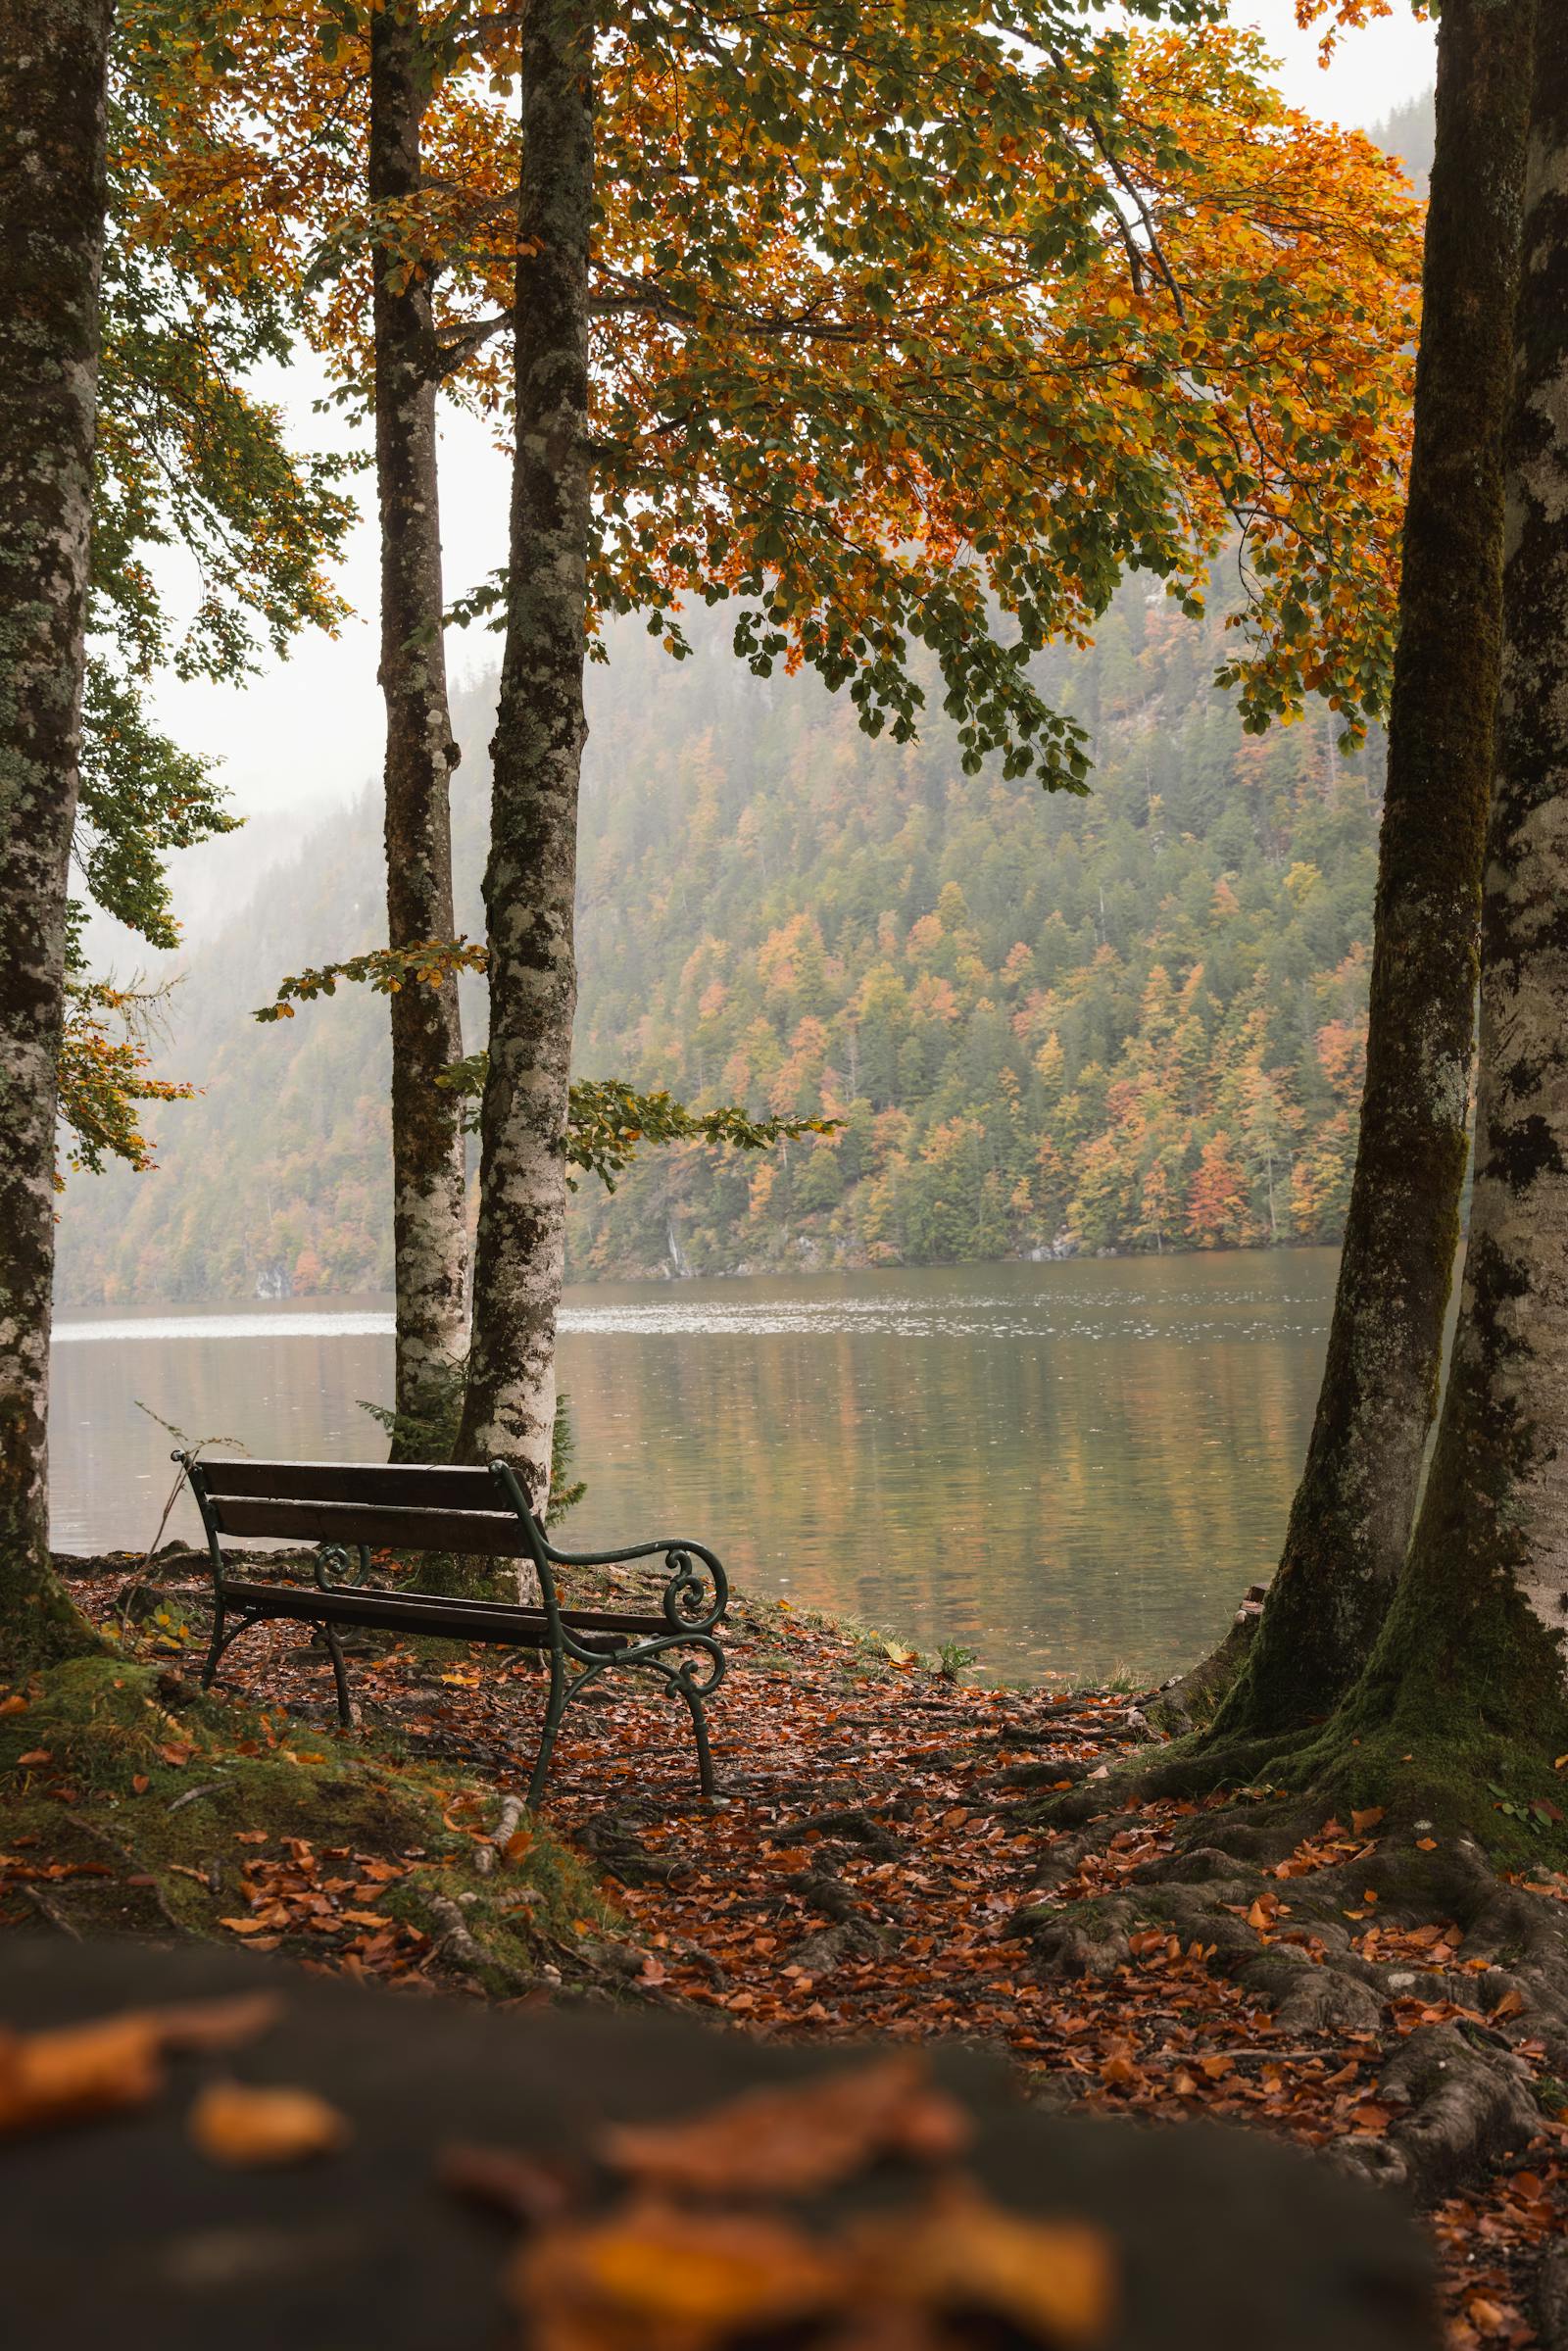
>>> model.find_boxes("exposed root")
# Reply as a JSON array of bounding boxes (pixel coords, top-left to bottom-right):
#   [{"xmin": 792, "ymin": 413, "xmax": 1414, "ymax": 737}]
[
  {"xmin": 1015, "ymin": 1778, "xmax": 1568, "ymax": 2215},
  {"xmin": 1538, "ymin": 2237, "xmax": 1568, "ymax": 2349},
  {"xmin": 1335, "ymin": 2027, "xmax": 1544, "ymax": 2202}
]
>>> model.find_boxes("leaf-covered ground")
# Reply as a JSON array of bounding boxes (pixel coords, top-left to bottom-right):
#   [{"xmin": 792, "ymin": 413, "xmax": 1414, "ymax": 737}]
[{"xmin": 12, "ymin": 1559, "xmax": 1568, "ymax": 2348}]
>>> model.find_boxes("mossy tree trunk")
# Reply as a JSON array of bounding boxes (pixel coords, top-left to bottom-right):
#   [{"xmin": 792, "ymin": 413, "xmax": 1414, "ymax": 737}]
[
  {"xmin": 1346, "ymin": 10, "xmax": 1568, "ymax": 1764},
  {"xmin": 1214, "ymin": 0, "xmax": 1537, "ymax": 1738},
  {"xmin": 0, "ymin": 0, "xmax": 115, "ymax": 1672},
  {"xmin": 370, "ymin": 0, "xmax": 470, "ymax": 1454},
  {"xmin": 456, "ymin": 0, "xmax": 593, "ymax": 1509}
]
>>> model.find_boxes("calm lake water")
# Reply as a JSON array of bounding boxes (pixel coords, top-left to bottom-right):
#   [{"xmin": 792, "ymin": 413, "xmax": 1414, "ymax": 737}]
[{"xmin": 49, "ymin": 1253, "xmax": 1340, "ymax": 1687}]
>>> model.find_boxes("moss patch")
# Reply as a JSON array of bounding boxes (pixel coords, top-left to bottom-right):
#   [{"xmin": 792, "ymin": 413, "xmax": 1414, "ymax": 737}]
[{"xmin": 0, "ymin": 1647, "xmax": 613, "ymax": 1986}]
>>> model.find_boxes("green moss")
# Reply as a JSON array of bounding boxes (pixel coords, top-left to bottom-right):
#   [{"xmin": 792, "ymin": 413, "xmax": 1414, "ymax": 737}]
[{"xmin": 0, "ymin": 1647, "xmax": 612, "ymax": 1974}]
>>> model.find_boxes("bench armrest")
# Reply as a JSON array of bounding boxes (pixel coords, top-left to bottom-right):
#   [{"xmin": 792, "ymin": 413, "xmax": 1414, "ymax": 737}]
[{"xmin": 546, "ymin": 1536, "xmax": 728, "ymax": 1638}]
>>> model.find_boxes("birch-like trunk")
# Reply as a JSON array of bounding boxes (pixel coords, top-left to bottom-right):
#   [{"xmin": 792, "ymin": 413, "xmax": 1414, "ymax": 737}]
[
  {"xmin": 1217, "ymin": 0, "xmax": 1537, "ymax": 1735},
  {"xmin": 0, "ymin": 0, "xmax": 114, "ymax": 1666},
  {"xmin": 370, "ymin": 2, "xmax": 469, "ymax": 1448},
  {"xmin": 1365, "ymin": 13, "xmax": 1568, "ymax": 1741},
  {"xmin": 456, "ymin": 0, "xmax": 593, "ymax": 1504}
]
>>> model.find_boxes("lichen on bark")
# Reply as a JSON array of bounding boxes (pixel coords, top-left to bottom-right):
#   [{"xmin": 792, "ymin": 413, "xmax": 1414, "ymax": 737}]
[
  {"xmin": 0, "ymin": 0, "xmax": 116, "ymax": 1669},
  {"xmin": 456, "ymin": 0, "xmax": 594, "ymax": 1509},
  {"xmin": 370, "ymin": 2, "xmax": 470, "ymax": 1450},
  {"xmin": 1216, "ymin": 0, "xmax": 1538, "ymax": 1737}
]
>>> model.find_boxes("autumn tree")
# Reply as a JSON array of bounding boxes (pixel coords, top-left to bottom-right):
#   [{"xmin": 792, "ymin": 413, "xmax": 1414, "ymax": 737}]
[
  {"xmin": 454, "ymin": 0, "xmax": 1423, "ymax": 1496},
  {"xmin": 0, "ymin": 0, "xmax": 116, "ymax": 1667},
  {"xmin": 455, "ymin": 0, "xmax": 594, "ymax": 1478},
  {"xmin": 368, "ymin": 3, "xmax": 470, "ymax": 1445},
  {"xmin": 53, "ymin": 4, "xmax": 355, "ymax": 1183},
  {"xmin": 1328, "ymin": 0, "xmax": 1568, "ymax": 1794},
  {"xmin": 1213, "ymin": 0, "xmax": 1538, "ymax": 1735}
]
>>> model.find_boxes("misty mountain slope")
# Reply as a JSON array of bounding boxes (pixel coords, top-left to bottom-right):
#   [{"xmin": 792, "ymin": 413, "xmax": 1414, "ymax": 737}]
[{"xmin": 57, "ymin": 587, "xmax": 1381, "ymax": 1303}]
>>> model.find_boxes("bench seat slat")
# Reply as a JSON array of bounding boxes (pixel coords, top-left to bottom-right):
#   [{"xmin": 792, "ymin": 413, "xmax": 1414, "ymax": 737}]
[
  {"xmin": 212, "ymin": 1496, "xmax": 526, "ymax": 1556},
  {"xmin": 218, "ymin": 1578, "xmax": 667, "ymax": 1645},
  {"xmin": 201, "ymin": 1460, "xmax": 499, "ymax": 1511}
]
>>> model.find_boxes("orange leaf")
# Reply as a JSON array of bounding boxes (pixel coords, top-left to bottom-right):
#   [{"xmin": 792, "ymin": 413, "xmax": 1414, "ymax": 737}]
[
  {"xmin": 851, "ymin": 2184, "xmax": 1117, "ymax": 2347},
  {"xmin": 1350, "ymin": 1806, "xmax": 1384, "ymax": 1835},
  {"xmin": 16, "ymin": 1749, "xmax": 50, "ymax": 1768},
  {"xmin": 0, "ymin": 1993, "xmax": 278, "ymax": 2139},
  {"xmin": 600, "ymin": 2053, "xmax": 971, "ymax": 2199},
  {"xmin": 189, "ymin": 2080, "xmax": 350, "ymax": 2167},
  {"xmin": 512, "ymin": 2198, "xmax": 844, "ymax": 2343}
]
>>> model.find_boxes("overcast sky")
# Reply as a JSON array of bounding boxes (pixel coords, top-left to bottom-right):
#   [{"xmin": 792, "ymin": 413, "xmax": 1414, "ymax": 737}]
[{"xmin": 145, "ymin": 0, "xmax": 1438, "ymax": 834}]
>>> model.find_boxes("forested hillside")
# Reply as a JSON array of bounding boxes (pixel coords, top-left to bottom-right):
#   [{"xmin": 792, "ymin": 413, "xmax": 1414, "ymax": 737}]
[{"xmin": 56, "ymin": 579, "xmax": 1381, "ymax": 1302}]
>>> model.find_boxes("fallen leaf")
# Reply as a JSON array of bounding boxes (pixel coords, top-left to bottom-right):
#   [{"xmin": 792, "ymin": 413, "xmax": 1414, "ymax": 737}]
[
  {"xmin": 1416, "ymin": 1837, "xmax": 1437, "ymax": 1852},
  {"xmin": 851, "ymin": 2184, "xmax": 1116, "ymax": 2347},
  {"xmin": 189, "ymin": 2080, "xmax": 350, "ymax": 2167},
  {"xmin": 513, "ymin": 2197, "xmax": 844, "ymax": 2350},
  {"xmin": 440, "ymin": 2140, "xmax": 581, "ymax": 2226},
  {"xmin": 0, "ymin": 1992, "xmax": 277, "ymax": 2139},
  {"xmin": 0, "ymin": 1694, "xmax": 27, "ymax": 1716},
  {"xmin": 16, "ymin": 1749, "xmax": 51, "ymax": 1768},
  {"xmin": 1491, "ymin": 1986, "xmax": 1525, "ymax": 2020},
  {"xmin": 0, "ymin": 2013, "xmax": 161, "ymax": 2135},
  {"xmin": 600, "ymin": 2054, "xmax": 971, "ymax": 2199},
  {"xmin": 504, "ymin": 1828, "xmax": 535, "ymax": 1866}
]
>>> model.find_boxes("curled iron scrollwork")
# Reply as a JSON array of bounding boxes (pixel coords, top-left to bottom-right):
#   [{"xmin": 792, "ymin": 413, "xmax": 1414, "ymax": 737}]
[{"xmin": 660, "ymin": 1543, "xmax": 727, "ymax": 1637}]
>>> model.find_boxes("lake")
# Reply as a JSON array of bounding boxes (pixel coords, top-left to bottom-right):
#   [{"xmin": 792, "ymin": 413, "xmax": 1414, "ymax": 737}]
[{"xmin": 49, "ymin": 1251, "xmax": 1339, "ymax": 1687}]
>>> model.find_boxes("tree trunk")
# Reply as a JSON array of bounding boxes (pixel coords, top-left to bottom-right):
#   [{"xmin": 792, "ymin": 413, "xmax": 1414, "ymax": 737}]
[
  {"xmin": 370, "ymin": 0, "xmax": 469, "ymax": 1453},
  {"xmin": 1352, "ymin": 7, "xmax": 1568, "ymax": 1757},
  {"xmin": 1214, "ymin": 0, "xmax": 1537, "ymax": 1737},
  {"xmin": 455, "ymin": 0, "xmax": 593, "ymax": 1505},
  {"xmin": 0, "ymin": 0, "xmax": 115, "ymax": 1668}
]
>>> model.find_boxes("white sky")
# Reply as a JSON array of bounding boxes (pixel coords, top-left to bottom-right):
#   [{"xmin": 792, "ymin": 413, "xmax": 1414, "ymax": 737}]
[{"xmin": 146, "ymin": 0, "xmax": 1438, "ymax": 833}]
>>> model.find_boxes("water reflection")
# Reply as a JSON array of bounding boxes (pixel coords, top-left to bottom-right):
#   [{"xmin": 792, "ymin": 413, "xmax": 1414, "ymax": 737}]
[{"xmin": 50, "ymin": 1252, "xmax": 1338, "ymax": 1685}]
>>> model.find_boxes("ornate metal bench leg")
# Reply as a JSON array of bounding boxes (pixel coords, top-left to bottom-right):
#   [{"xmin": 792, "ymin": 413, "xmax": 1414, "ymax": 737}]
[
  {"xmin": 199, "ymin": 1600, "xmax": 226, "ymax": 1694},
  {"xmin": 526, "ymin": 1645, "xmax": 570, "ymax": 1808},
  {"xmin": 683, "ymin": 1683, "xmax": 716, "ymax": 1798},
  {"xmin": 321, "ymin": 1623, "xmax": 356, "ymax": 1728}
]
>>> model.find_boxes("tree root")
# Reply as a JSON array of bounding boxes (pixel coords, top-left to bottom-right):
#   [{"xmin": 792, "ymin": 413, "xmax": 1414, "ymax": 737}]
[
  {"xmin": 1537, "ymin": 2238, "xmax": 1568, "ymax": 2350},
  {"xmin": 1012, "ymin": 1778, "xmax": 1568, "ymax": 2210},
  {"xmin": 1334, "ymin": 2026, "xmax": 1544, "ymax": 2202}
]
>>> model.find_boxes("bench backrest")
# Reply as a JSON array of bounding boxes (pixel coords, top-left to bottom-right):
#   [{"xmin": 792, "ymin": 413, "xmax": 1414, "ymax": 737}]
[{"xmin": 187, "ymin": 1457, "xmax": 536, "ymax": 1560}]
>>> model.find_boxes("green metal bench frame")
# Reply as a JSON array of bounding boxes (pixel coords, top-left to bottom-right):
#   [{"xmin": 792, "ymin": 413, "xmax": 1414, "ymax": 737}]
[{"xmin": 180, "ymin": 1452, "xmax": 728, "ymax": 1805}]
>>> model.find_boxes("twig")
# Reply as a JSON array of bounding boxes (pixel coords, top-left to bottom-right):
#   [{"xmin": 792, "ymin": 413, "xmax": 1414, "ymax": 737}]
[
  {"xmin": 19, "ymin": 1883, "xmax": 81, "ymax": 1938},
  {"xmin": 167, "ymin": 1778, "xmax": 230, "ymax": 1816}
]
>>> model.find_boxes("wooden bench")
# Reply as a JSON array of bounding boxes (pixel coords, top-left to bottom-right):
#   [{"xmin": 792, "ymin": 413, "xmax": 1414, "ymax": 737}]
[{"xmin": 180, "ymin": 1453, "xmax": 728, "ymax": 1805}]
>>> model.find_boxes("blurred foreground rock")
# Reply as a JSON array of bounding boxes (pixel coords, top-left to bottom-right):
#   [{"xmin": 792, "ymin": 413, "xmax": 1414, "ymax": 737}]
[{"xmin": 0, "ymin": 1936, "xmax": 1438, "ymax": 2349}]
